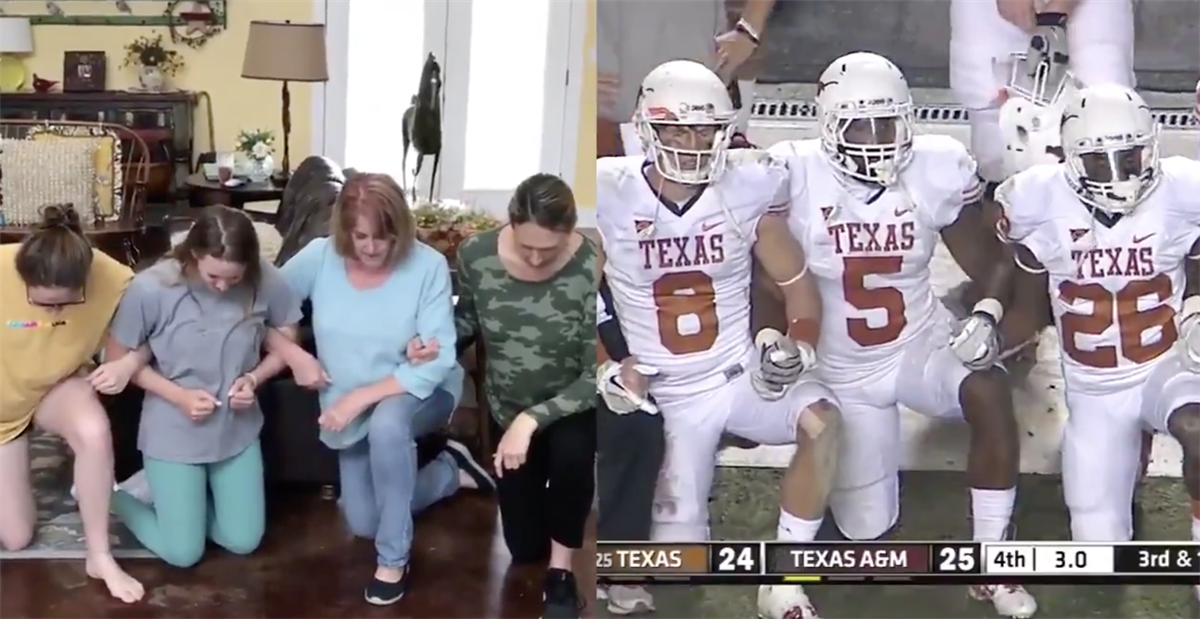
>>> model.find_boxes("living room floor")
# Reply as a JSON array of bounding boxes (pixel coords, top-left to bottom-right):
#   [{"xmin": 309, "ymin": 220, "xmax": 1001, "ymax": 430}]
[{"xmin": 0, "ymin": 489, "xmax": 597, "ymax": 618}]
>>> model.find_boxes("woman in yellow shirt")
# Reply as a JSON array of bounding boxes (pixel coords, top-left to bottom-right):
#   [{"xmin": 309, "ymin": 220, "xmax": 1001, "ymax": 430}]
[{"xmin": 0, "ymin": 205, "xmax": 148, "ymax": 603}]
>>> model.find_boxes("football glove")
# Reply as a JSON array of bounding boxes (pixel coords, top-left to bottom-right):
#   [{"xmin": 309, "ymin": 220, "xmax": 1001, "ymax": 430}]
[
  {"xmin": 950, "ymin": 299, "xmax": 1004, "ymax": 371},
  {"xmin": 597, "ymin": 360, "xmax": 660, "ymax": 414},
  {"xmin": 751, "ymin": 328, "xmax": 816, "ymax": 401}
]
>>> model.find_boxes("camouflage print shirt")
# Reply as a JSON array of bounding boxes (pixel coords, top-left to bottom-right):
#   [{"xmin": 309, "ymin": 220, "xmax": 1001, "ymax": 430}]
[{"xmin": 455, "ymin": 228, "xmax": 597, "ymax": 429}]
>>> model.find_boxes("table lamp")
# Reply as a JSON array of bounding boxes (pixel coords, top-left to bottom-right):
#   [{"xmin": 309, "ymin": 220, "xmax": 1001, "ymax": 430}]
[
  {"xmin": 241, "ymin": 20, "xmax": 328, "ymax": 187},
  {"xmin": 0, "ymin": 17, "xmax": 34, "ymax": 92}
]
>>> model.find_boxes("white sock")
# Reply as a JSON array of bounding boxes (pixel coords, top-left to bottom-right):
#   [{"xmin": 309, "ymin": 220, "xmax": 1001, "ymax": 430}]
[
  {"xmin": 776, "ymin": 509, "xmax": 823, "ymax": 543},
  {"xmin": 971, "ymin": 488, "xmax": 1016, "ymax": 541},
  {"xmin": 1191, "ymin": 517, "xmax": 1200, "ymax": 542}
]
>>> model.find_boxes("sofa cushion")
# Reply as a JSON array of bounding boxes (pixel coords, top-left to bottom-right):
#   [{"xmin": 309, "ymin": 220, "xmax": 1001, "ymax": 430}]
[{"xmin": 0, "ymin": 138, "xmax": 97, "ymax": 226}]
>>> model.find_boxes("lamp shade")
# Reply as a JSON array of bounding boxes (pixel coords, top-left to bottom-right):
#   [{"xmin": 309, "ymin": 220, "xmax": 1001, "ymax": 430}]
[
  {"xmin": 241, "ymin": 20, "xmax": 328, "ymax": 82},
  {"xmin": 0, "ymin": 18, "xmax": 34, "ymax": 54}
]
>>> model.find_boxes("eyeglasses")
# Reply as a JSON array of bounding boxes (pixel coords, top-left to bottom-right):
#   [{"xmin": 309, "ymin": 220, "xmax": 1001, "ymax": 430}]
[{"xmin": 26, "ymin": 287, "xmax": 86, "ymax": 311}]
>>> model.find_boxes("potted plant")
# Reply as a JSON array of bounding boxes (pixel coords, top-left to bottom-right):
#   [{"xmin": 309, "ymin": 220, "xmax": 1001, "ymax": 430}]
[
  {"xmin": 123, "ymin": 34, "xmax": 183, "ymax": 92},
  {"xmin": 412, "ymin": 199, "xmax": 501, "ymax": 264},
  {"xmin": 235, "ymin": 128, "xmax": 275, "ymax": 183}
]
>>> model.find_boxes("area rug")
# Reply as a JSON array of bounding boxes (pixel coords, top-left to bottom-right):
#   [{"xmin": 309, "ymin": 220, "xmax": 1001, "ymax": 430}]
[{"xmin": 0, "ymin": 431, "xmax": 154, "ymax": 560}]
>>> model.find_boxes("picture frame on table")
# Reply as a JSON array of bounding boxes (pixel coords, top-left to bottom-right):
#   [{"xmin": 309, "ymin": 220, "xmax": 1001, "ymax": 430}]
[{"xmin": 63, "ymin": 51, "xmax": 107, "ymax": 92}]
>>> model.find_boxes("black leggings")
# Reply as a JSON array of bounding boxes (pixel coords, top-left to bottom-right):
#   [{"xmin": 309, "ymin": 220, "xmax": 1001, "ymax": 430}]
[{"xmin": 493, "ymin": 410, "xmax": 596, "ymax": 563}]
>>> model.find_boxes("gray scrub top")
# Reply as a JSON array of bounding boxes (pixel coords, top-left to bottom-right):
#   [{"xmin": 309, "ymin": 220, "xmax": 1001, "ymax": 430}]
[
  {"xmin": 110, "ymin": 259, "xmax": 303, "ymax": 464},
  {"xmin": 597, "ymin": 0, "xmax": 724, "ymax": 122}
]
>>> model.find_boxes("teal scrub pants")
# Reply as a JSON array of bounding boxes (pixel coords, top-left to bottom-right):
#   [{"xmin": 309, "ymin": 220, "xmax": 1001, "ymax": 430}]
[{"xmin": 112, "ymin": 440, "xmax": 265, "ymax": 568}]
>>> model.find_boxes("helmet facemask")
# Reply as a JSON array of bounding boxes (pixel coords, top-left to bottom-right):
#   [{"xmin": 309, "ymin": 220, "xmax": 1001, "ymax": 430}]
[
  {"xmin": 1065, "ymin": 138, "xmax": 1159, "ymax": 215},
  {"xmin": 820, "ymin": 109, "xmax": 914, "ymax": 186},
  {"xmin": 638, "ymin": 120, "xmax": 732, "ymax": 186}
]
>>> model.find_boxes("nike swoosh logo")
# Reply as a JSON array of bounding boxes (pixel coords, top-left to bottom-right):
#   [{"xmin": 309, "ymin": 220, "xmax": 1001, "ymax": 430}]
[
  {"xmin": 1133, "ymin": 233, "xmax": 1155, "ymax": 244},
  {"xmin": 893, "ymin": 207, "xmax": 908, "ymax": 217},
  {"xmin": 702, "ymin": 222, "xmax": 722, "ymax": 232}
]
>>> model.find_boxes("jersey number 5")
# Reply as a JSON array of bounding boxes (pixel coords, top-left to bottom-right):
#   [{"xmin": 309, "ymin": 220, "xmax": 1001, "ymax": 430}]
[
  {"xmin": 843, "ymin": 256, "xmax": 907, "ymax": 346},
  {"xmin": 1058, "ymin": 274, "xmax": 1177, "ymax": 368},
  {"xmin": 654, "ymin": 271, "xmax": 719, "ymax": 355}
]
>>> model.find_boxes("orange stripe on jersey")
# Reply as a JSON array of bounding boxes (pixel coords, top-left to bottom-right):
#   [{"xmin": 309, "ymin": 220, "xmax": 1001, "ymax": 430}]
[{"xmin": 962, "ymin": 176, "xmax": 984, "ymax": 205}]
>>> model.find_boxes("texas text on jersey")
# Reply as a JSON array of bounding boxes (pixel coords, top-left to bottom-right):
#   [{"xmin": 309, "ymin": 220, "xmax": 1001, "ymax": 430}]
[
  {"xmin": 768, "ymin": 134, "xmax": 983, "ymax": 375},
  {"xmin": 997, "ymin": 156, "xmax": 1200, "ymax": 393},
  {"xmin": 595, "ymin": 150, "xmax": 789, "ymax": 401}
]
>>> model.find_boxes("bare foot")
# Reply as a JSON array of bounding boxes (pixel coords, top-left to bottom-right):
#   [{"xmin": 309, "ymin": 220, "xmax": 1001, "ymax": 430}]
[{"xmin": 85, "ymin": 553, "xmax": 145, "ymax": 603}]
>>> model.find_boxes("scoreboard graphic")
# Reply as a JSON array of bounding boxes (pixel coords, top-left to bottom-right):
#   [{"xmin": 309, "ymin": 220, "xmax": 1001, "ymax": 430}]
[{"xmin": 596, "ymin": 542, "xmax": 1200, "ymax": 585}]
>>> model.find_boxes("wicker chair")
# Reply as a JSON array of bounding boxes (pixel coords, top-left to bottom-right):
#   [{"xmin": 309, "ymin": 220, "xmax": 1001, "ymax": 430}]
[{"xmin": 0, "ymin": 119, "xmax": 151, "ymax": 265}]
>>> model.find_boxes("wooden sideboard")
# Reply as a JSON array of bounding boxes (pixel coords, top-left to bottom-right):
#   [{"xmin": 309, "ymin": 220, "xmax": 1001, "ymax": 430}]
[{"xmin": 0, "ymin": 91, "xmax": 200, "ymax": 203}]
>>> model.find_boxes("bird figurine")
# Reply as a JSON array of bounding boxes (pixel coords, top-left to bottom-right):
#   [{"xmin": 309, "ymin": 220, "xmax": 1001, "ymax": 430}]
[
  {"xmin": 32, "ymin": 74, "xmax": 59, "ymax": 93},
  {"xmin": 45, "ymin": 1, "xmax": 64, "ymax": 17},
  {"xmin": 115, "ymin": 0, "xmax": 132, "ymax": 14}
]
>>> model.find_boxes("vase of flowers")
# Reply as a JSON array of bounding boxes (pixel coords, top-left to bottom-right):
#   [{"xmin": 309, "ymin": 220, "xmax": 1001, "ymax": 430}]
[
  {"xmin": 412, "ymin": 199, "xmax": 501, "ymax": 264},
  {"xmin": 236, "ymin": 129, "xmax": 275, "ymax": 183},
  {"xmin": 123, "ymin": 34, "xmax": 183, "ymax": 92}
]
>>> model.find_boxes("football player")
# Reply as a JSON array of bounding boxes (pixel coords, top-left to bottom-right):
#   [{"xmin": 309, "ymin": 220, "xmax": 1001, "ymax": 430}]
[
  {"xmin": 597, "ymin": 59, "xmax": 842, "ymax": 619},
  {"xmin": 768, "ymin": 52, "xmax": 1037, "ymax": 618},
  {"xmin": 994, "ymin": 83, "xmax": 1200, "ymax": 602}
]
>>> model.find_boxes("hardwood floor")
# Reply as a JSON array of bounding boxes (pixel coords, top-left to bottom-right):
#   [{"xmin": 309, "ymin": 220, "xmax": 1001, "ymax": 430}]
[{"xmin": 0, "ymin": 490, "xmax": 595, "ymax": 618}]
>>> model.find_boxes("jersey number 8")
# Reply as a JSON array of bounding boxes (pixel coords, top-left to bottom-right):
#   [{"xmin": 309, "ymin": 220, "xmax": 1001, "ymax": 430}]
[
  {"xmin": 1058, "ymin": 274, "xmax": 1177, "ymax": 368},
  {"xmin": 654, "ymin": 271, "xmax": 720, "ymax": 355}
]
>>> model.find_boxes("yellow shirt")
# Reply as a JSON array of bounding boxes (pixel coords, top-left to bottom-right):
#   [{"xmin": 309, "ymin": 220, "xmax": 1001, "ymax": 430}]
[{"xmin": 0, "ymin": 245, "xmax": 133, "ymax": 444}]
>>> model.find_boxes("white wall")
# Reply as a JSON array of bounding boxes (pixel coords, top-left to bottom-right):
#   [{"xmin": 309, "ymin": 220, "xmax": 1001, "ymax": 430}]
[{"xmin": 311, "ymin": 0, "xmax": 584, "ymax": 221}]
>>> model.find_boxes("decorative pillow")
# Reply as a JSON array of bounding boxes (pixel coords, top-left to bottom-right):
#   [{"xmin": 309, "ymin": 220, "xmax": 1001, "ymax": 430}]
[
  {"xmin": 0, "ymin": 138, "xmax": 97, "ymax": 227},
  {"xmin": 29, "ymin": 127, "xmax": 122, "ymax": 219}
]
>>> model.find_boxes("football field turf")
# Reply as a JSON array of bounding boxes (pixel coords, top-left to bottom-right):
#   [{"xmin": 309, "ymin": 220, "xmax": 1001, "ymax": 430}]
[{"xmin": 604, "ymin": 469, "xmax": 1195, "ymax": 618}]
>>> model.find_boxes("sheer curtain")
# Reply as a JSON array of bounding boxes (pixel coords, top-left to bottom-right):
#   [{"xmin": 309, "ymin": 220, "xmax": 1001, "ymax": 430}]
[
  {"xmin": 462, "ymin": 0, "xmax": 551, "ymax": 192},
  {"xmin": 343, "ymin": 2, "xmax": 427, "ymax": 185}
]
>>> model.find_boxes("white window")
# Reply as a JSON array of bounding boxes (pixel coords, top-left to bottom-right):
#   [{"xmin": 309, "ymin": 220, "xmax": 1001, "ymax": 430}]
[{"xmin": 317, "ymin": 0, "xmax": 582, "ymax": 219}]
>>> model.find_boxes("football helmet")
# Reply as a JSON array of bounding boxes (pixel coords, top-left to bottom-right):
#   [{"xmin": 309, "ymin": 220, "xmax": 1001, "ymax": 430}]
[
  {"xmin": 1060, "ymin": 84, "xmax": 1160, "ymax": 215},
  {"xmin": 634, "ymin": 60, "xmax": 736, "ymax": 185},
  {"xmin": 997, "ymin": 75, "xmax": 1078, "ymax": 176},
  {"xmin": 815, "ymin": 52, "xmax": 914, "ymax": 186}
]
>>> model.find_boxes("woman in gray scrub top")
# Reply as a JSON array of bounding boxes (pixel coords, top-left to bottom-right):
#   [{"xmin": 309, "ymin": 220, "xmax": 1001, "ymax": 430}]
[{"xmin": 105, "ymin": 205, "xmax": 304, "ymax": 568}]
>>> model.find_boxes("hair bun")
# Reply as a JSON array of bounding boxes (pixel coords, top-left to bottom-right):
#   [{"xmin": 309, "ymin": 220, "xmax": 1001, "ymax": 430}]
[{"xmin": 38, "ymin": 204, "xmax": 83, "ymax": 233}]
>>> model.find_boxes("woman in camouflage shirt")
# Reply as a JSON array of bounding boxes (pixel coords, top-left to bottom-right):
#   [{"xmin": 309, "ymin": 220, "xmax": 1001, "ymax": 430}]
[{"xmin": 416, "ymin": 173, "xmax": 595, "ymax": 619}]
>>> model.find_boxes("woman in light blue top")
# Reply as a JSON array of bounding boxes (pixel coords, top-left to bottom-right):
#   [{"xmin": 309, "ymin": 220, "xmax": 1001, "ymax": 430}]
[
  {"xmin": 276, "ymin": 172, "xmax": 493, "ymax": 606},
  {"xmin": 106, "ymin": 205, "xmax": 305, "ymax": 568}
]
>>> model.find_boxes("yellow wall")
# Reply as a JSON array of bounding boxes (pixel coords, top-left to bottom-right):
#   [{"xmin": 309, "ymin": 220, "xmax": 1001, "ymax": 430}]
[
  {"xmin": 12, "ymin": 0, "xmax": 314, "ymax": 161},
  {"xmin": 573, "ymin": 0, "xmax": 596, "ymax": 209}
]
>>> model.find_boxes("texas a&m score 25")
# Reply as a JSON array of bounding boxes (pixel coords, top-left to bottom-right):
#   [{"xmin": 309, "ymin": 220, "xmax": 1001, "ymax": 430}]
[{"xmin": 596, "ymin": 542, "xmax": 1200, "ymax": 585}]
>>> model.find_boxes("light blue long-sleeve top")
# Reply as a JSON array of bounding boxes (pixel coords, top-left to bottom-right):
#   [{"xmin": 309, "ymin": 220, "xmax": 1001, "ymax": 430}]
[{"xmin": 279, "ymin": 237, "xmax": 464, "ymax": 449}]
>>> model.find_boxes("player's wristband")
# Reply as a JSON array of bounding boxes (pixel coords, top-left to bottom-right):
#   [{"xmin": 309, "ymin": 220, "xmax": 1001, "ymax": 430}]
[
  {"xmin": 973, "ymin": 298, "xmax": 1004, "ymax": 323},
  {"xmin": 787, "ymin": 318, "xmax": 820, "ymax": 349},
  {"xmin": 735, "ymin": 18, "xmax": 761, "ymax": 46},
  {"xmin": 1182, "ymin": 295, "xmax": 1200, "ymax": 323},
  {"xmin": 1035, "ymin": 12, "xmax": 1067, "ymax": 27}
]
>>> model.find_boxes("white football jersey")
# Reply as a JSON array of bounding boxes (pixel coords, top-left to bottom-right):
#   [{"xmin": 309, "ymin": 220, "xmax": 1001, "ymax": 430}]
[
  {"xmin": 596, "ymin": 152, "xmax": 789, "ymax": 400},
  {"xmin": 768, "ymin": 135, "xmax": 983, "ymax": 375},
  {"xmin": 999, "ymin": 157, "xmax": 1200, "ymax": 394}
]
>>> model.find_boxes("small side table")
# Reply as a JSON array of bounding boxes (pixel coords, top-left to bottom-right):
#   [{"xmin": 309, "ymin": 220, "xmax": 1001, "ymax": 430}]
[{"xmin": 185, "ymin": 174, "xmax": 284, "ymax": 223}]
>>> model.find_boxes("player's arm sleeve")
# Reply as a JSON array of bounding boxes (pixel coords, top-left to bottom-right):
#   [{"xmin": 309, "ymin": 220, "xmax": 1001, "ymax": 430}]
[
  {"xmin": 596, "ymin": 276, "xmax": 630, "ymax": 362},
  {"xmin": 993, "ymin": 176, "xmax": 1047, "ymax": 274},
  {"xmin": 932, "ymin": 141, "xmax": 984, "ymax": 229}
]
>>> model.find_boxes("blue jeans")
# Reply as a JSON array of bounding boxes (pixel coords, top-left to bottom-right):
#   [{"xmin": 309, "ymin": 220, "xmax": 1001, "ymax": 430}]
[{"xmin": 338, "ymin": 389, "xmax": 458, "ymax": 568}]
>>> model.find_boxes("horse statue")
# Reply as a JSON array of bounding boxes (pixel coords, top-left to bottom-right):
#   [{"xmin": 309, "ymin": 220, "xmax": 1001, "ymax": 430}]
[{"xmin": 401, "ymin": 52, "xmax": 443, "ymax": 202}]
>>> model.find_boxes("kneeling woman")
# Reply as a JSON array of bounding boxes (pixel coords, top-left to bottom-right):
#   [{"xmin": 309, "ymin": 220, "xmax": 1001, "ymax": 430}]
[{"xmin": 107, "ymin": 205, "xmax": 303, "ymax": 568}]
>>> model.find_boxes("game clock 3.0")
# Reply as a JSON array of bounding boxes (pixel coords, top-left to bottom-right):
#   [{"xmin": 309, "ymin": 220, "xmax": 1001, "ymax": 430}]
[{"xmin": 595, "ymin": 541, "xmax": 1200, "ymax": 585}]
